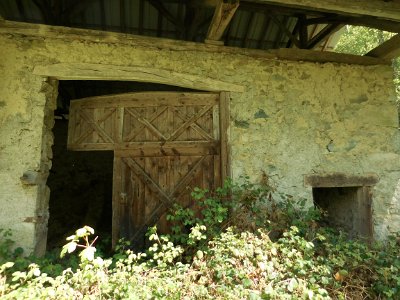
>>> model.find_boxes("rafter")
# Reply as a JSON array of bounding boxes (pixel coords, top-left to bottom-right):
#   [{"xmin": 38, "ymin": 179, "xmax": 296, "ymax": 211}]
[
  {"xmin": 254, "ymin": 0, "xmax": 400, "ymax": 22},
  {"xmin": 305, "ymin": 16, "xmax": 400, "ymax": 33},
  {"xmin": 205, "ymin": 0, "xmax": 239, "ymax": 44},
  {"xmin": 366, "ymin": 34, "xmax": 400, "ymax": 59}
]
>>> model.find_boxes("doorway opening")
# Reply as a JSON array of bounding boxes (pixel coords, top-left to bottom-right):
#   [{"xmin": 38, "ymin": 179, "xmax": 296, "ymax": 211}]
[{"xmin": 46, "ymin": 80, "xmax": 195, "ymax": 251}]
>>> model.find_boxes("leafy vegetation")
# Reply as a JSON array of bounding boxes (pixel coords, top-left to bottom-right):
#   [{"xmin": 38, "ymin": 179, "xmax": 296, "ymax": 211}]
[{"xmin": 1, "ymin": 178, "xmax": 400, "ymax": 299}]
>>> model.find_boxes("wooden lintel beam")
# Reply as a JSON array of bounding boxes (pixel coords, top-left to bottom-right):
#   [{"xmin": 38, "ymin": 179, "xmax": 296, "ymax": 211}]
[
  {"xmin": 206, "ymin": 0, "xmax": 239, "ymax": 43},
  {"xmin": 307, "ymin": 23, "xmax": 343, "ymax": 49},
  {"xmin": 366, "ymin": 34, "xmax": 400, "ymax": 59},
  {"xmin": 0, "ymin": 20, "xmax": 390, "ymax": 66},
  {"xmin": 253, "ymin": 0, "xmax": 400, "ymax": 22}
]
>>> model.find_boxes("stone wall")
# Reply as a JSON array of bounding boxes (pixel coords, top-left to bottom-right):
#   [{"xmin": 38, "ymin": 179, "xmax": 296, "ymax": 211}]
[
  {"xmin": 0, "ymin": 35, "xmax": 57, "ymax": 255},
  {"xmin": 0, "ymin": 22, "xmax": 399, "ymax": 254}
]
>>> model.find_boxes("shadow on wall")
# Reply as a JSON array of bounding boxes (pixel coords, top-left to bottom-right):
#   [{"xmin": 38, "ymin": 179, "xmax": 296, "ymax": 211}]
[{"xmin": 46, "ymin": 119, "xmax": 113, "ymax": 249}]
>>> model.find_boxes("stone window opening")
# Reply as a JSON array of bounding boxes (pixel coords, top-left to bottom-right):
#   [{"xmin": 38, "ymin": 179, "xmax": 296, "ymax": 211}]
[{"xmin": 305, "ymin": 173, "xmax": 379, "ymax": 240}]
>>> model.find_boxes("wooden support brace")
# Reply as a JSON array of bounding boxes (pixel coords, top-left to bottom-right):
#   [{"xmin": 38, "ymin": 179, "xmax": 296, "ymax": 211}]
[
  {"xmin": 205, "ymin": 0, "xmax": 239, "ymax": 44},
  {"xmin": 307, "ymin": 23, "xmax": 343, "ymax": 49},
  {"xmin": 366, "ymin": 34, "xmax": 400, "ymax": 60}
]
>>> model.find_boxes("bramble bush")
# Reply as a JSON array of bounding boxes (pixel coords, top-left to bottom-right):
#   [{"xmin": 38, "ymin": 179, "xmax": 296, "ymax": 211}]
[{"xmin": 1, "ymin": 177, "xmax": 399, "ymax": 299}]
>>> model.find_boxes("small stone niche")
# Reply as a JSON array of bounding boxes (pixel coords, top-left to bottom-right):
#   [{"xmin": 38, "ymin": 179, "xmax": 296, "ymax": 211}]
[{"xmin": 305, "ymin": 173, "xmax": 379, "ymax": 239}]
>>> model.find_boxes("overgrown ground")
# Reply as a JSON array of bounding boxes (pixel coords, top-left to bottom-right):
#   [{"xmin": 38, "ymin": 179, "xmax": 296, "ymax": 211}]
[{"xmin": 1, "ymin": 178, "xmax": 400, "ymax": 299}]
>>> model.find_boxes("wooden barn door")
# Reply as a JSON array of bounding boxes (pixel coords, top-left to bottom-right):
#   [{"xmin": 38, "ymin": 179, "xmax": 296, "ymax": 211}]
[{"xmin": 67, "ymin": 92, "xmax": 228, "ymax": 248}]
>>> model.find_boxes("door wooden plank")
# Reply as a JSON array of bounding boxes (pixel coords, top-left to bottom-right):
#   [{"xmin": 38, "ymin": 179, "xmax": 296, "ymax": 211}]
[
  {"xmin": 219, "ymin": 92, "xmax": 230, "ymax": 182},
  {"xmin": 170, "ymin": 156, "xmax": 206, "ymax": 198},
  {"xmin": 122, "ymin": 157, "xmax": 174, "ymax": 207},
  {"xmin": 116, "ymin": 107, "xmax": 124, "ymax": 143},
  {"xmin": 112, "ymin": 157, "xmax": 123, "ymax": 248}
]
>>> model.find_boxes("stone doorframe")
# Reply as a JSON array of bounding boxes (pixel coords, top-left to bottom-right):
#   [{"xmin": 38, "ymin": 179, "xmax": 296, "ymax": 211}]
[{"xmin": 32, "ymin": 63, "xmax": 237, "ymax": 256}]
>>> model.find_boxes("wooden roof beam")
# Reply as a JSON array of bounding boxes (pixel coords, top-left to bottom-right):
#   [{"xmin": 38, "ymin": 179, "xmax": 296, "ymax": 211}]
[
  {"xmin": 366, "ymin": 34, "xmax": 400, "ymax": 59},
  {"xmin": 253, "ymin": 0, "xmax": 400, "ymax": 22},
  {"xmin": 305, "ymin": 16, "xmax": 400, "ymax": 33},
  {"xmin": 205, "ymin": 0, "xmax": 239, "ymax": 45}
]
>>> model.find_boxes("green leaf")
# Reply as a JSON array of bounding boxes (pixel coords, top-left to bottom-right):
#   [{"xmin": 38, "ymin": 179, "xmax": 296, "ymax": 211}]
[{"xmin": 67, "ymin": 242, "xmax": 77, "ymax": 253}]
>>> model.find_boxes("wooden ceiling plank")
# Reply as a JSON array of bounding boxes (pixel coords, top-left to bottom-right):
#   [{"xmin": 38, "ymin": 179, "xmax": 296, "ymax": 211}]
[
  {"xmin": 205, "ymin": 0, "xmax": 239, "ymax": 43},
  {"xmin": 157, "ymin": 8, "xmax": 163, "ymax": 37},
  {"xmin": 148, "ymin": 0, "xmax": 184, "ymax": 32},
  {"xmin": 138, "ymin": 0, "xmax": 144, "ymax": 35},
  {"xmin": 307, "ymin": 23, "xmax": 343, "ymax": 49},
  {"xmin": 16, "ymin": 0, "xmax": 27, "ymax": 21},
  {"xmin": 32, "ymin": 0, "xmax": 50, "ymax": 23},
  {"xmin": 242, "ymin": 11, "xmax": 255, "ymax": 48},
  {"xmin": 258, "ymin": 13, "xmax": 272, "ymax": 49},
  {"xmin": 120, "ymin": 0, "xmax": 126, "ymax": 33},
  {"xmin": 99, "ymin": 0, "xmax": 106, "ymax": 31},
  {"xmin": 253, "ymin": 0, "xmax": 400, "ymax": 22},
  {"xmin": 223, "ymin": 19, "xmax": 233, "ymax": 45},
  {"xmin": 366, "ymin": 34, "xmax": 400, "ymax": 59}
]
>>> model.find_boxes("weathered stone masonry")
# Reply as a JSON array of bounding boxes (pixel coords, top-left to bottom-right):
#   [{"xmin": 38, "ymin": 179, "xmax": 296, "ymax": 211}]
[{"xmin": 0, "ymin": 22, "xmax": 399, "ymax": 255}]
